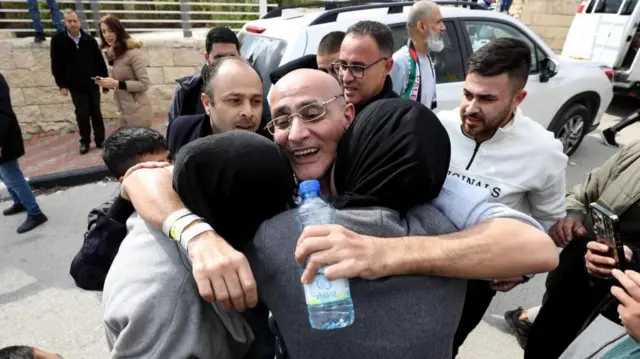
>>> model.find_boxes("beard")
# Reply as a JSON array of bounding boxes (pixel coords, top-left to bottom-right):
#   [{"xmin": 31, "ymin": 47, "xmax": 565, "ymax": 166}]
[
  {"xmin": 426, "ymin": 31, "xmax": 445, "ymax": 53},
  {"xmin": 460, "ymin": 99, "xmax": 516, "ymax": 139}
]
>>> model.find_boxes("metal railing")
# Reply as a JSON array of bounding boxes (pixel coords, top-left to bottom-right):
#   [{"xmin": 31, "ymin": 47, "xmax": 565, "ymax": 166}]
[{"xmin": 0, "ymin": 0, "xmax": 273, "ymax": 37}]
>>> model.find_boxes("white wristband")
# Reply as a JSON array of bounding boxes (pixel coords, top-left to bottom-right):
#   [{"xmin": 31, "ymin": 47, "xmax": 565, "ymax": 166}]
[
  {"xmin": 169, "ymin": 214, "xmax": 202, "ymax": 241},
  {"xmin": 180, "ymin": 222, "xmax": 214, "ymax": 250},
  {"xmin": 162, "ymin": 208, "xmax": 193, "ymax": 237}
]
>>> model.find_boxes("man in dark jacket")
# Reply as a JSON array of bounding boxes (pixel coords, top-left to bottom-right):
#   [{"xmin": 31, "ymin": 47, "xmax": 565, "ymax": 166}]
[
  {"xmin": 0, "ymin": 72, "xmax": 48, "ymax": 234},
  {"xmin": 167, "ymin": 56, "xmax": 264, "ymax": 159},
  {"xmin": 167, "ymin": 27, "xmax": 240, "ymax": 125},
  {"xmin": 333, "ymin": 21, "xmax": 399, "ymax": 115},
  {"xmin": 50, "ymin": 9, "xmax": 108, "ymax": 155}
]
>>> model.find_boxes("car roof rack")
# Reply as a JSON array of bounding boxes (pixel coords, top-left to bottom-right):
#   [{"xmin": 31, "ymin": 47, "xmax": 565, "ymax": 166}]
[
  {"xmin": 263, "ymin": 0, "xmax": 486, "ymax": 21},
  {"xmin": 263, "ymin": 0, "xmax": 396, "ymax": 19},
  {"xmin": 310, "ymin": 0, "xmax": 486, "ymax": 25}
]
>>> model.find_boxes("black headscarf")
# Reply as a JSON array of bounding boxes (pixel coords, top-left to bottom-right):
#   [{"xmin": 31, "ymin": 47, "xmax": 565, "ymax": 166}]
[
  {"xmin": 332, "ymin": 98, "xmax": 451, "ymax": 215},
  {"xmin": 173, "ymin": 131, "xmax": 295, "ymax": 249}
]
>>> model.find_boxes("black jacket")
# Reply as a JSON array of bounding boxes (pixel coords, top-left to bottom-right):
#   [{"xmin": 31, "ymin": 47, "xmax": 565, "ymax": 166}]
[
  {"xmin": 69, "ymin": 192, "xmax": 134, "ymax": 291},
  {"xmin": 354, "ymin": 76, "xmax": 399, "ymax": 115},
  {"xmin": 0, "ymin": 72, "xmax": 25, "ymax": 164},
  {"xmin": 50, "ymin": 29, "xmax": 108, "ymax": 91},
  {"xmin": 168, "ymin": 71, "xmax": 206, "ymax": 125},
  {"xmin": 166, "ymin": 113, "xmax": 213, "ymax": 160}
]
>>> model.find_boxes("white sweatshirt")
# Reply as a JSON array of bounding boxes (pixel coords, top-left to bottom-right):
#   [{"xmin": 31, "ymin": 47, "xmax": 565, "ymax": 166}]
[{"xmin": 438, "ymin": 107, "xmax": 568, "ymax": 231}]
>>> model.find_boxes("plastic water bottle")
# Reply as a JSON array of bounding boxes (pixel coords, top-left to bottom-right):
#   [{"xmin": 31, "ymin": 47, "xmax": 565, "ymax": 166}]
[{"xmin": 298, "ymin": 179, "xmax": 355, "ymax": 330}]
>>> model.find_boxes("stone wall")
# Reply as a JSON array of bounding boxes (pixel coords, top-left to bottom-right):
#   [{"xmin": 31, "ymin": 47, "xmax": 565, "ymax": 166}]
[
  {"xmin": 0, "ymin": 30, "xmax": 209, "ymax": 135},
  {"xmin": 517, "ymin": 0, "xmax": 582, "ymax": 53}
]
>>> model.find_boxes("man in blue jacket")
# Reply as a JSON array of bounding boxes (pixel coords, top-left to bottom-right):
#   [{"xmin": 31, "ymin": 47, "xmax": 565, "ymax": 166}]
[{"xmin": 0, "ymin": 72, "xmax": 48, "ymax": 234}]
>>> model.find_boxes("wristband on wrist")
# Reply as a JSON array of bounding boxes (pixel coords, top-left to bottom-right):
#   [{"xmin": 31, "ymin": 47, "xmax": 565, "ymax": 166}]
[
  {"xmin": 162, "ymin": 208, "xmax": 193, "ymax": 237},
  {"xmin": 180, "ymin": 222, "xmax": 214, "ymax": 250},
  {"xmin": 169, "ymin": 214, "xmax": 202, "ymax": 241}
]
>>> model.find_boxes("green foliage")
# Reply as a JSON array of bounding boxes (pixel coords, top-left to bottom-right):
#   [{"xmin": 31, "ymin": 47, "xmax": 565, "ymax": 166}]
[{"xmin": 0, "ymin": 0, "xmax": 315, "ymax": 36}]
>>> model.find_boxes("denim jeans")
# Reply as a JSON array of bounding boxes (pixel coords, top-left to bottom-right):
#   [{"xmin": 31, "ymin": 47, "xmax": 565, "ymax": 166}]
[
  {"xmin": 0, "ymin": 160, "xmax": 41, "ymax": 216},
  {"xmin": 500, "ymin": 0, "xmax": 513, "ymax": 12},
  {"xmin": 27, "ymin": 0, "xmax": 64, "ymax": 34}
]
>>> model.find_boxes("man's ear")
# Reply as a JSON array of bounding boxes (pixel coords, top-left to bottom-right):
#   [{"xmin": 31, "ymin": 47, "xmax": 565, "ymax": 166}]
[
  {"xmin": 118, "ymin": 176, "xmax": 124, "ymax": 183},
  {"xmin": 384, "ymin": 58, "xmax": 394, "ymax": 75},
  {"xmin": 344, "ymin": 103, "xmax": 356, "ymax": 128},
  {"xmin": 204, "ymin": 51, "xmax": 210, "ymax": 64},
  {"xmin": 201, "ymin": 93, "xmax": 211, "ymax": 115},
  {"xmin": 515, "ymin": 89, "xmax": 527, "ymax": 106}
]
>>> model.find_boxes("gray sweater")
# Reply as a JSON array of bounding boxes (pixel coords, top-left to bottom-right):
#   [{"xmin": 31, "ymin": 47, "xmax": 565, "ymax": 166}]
[
  {"xmin": 559, "ymin": 315, "xmax": 632, "ymax": 359},
  {"xmin": 102, "ymin": 214, "xmax": 255, "ymax": 359},
  {"xmin": 246, "ymin": 204, "xmax": 467, "ymax": 359}
]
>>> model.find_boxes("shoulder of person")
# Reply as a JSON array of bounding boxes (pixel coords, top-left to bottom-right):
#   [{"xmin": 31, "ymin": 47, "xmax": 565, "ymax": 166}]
[
  {"xmin": 392, "ymin": 46, "xmax": 410, "ymax": 64},
  {"xmin": 167, "ymin": 114, "xmax": 207, "ymax": 156},
  {"xmin": 516, "ymin": 111, "xmax": 567, "ymax": 161},
  {"xmin": 435, "ymin": 108, "xmax": 461, "ymax": 128}
]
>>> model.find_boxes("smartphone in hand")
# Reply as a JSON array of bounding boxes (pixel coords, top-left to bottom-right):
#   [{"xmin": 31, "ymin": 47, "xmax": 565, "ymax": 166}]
[
  {"xmin": 91, "ymin": 76, "xmax": 98, "ymax": 81},
  {"xmin": 590, "ymin": 202, "xmax": 625, "ymax": 271}
]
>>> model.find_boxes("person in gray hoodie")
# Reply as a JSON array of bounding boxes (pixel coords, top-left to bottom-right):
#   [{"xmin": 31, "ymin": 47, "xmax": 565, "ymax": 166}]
[
  {"xmin": 102, "ymin": 131, "xmax": 295, "ymax": 359},
  {"xmin": 246, "ymin": 98, "xmax": 467, "ymax": 359}
]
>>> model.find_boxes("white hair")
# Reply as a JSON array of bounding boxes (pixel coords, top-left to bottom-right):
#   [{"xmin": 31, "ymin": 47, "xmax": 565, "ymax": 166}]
[{"xmin": 406, "ymin": 0, "xmax": 439, "ymax": 34}]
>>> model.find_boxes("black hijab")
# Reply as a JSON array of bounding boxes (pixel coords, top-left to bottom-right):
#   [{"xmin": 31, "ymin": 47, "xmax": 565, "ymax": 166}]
[
  {"xmin": 172, "ymin": 131, "xmax": 295, "ymax": 250},
  {"xmin": 332, "ymin": 98, "xmax": 451, "ymax": 215}
]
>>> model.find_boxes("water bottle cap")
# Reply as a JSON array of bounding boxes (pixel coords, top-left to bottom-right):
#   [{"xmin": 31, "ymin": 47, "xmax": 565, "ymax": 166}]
[{"xmin": 299, "ymin": 180, "xmax": 321, "ymax": 195}]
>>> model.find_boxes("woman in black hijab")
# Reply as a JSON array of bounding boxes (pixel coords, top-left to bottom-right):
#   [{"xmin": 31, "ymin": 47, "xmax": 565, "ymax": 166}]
[
  {"xmin": 331, "ymin": 97, "xmax": 451, "ymax": 213},
  {"xmin": 172, "ymin": 130, "xmax": 295, "ymax": 250},
  {"xmin": 172, "ymin": 130, "xmax": 295, "ymax": 359}
]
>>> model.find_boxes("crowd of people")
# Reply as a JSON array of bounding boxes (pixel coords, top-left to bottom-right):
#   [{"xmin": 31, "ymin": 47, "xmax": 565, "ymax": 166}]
[{"xmin": 1, "ymin": 0, "xmax": 640, "ymax": 358}]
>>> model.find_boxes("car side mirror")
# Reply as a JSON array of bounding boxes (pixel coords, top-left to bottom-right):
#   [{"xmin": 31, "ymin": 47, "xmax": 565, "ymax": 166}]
[{"xmin": 540, "ymin": 58, "xmax": 559, "ymax": 83}]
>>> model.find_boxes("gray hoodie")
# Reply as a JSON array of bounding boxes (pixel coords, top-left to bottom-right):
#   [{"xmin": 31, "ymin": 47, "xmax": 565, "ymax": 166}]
[
  {"xmin": 102, "ymin": 213, "xmax": 255, "ymax": 359},
  {"xmin": 246, "ymin": 203, "xmax": 468, "ymax": 359}
]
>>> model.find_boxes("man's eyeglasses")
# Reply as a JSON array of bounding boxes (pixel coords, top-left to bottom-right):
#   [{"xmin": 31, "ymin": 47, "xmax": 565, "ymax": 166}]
[
  {"xmin": 266, "ymin": 94, "xmax": 344, "ymax": 134},
  {"xmin": 331, "ymin": 58, "xmax": 388, "ymax": 79}
]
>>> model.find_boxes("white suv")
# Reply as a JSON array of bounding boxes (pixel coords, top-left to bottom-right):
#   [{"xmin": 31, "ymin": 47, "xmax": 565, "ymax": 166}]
[{"xmin": 239, "ymin": 0, "xmax": 614, "ymax": 155}]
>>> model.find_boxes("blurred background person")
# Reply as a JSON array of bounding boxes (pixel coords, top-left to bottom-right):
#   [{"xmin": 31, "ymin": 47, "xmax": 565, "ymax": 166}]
[
  {"xmin": 96, "ymin": 15, "xmax": 152, "ymax": 128},
  {"xmin": 50, "ymin": 9, "xmax": 108, "ymax": 155}
]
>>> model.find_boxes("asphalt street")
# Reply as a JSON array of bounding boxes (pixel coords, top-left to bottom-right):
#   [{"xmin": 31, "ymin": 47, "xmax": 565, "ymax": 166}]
[{"xmin": 0, "ymin": 97, "xmax": 639, "ymax": 358}]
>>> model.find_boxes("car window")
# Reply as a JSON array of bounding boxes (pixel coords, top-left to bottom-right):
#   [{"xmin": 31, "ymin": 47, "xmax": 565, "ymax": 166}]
[
  {"xmin": 390, "ymin": 21, "xmax": 466, "ymax": 84},
  {"xmin": 586, "ymin": 0, "xmax": 637, "ymax": 14},
  {"xmin": 463, "ymin": 20, "xmax": 540, "ymax": 73},
  {"xmin": 237, "ymin": 32, "xmax": 287, "ymax": 98}
]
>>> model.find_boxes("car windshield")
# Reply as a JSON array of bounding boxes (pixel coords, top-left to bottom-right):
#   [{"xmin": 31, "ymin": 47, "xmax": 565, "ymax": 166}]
[{"xmin": 239, "ymin": 32, "xmax": 287, "ymax": 104}]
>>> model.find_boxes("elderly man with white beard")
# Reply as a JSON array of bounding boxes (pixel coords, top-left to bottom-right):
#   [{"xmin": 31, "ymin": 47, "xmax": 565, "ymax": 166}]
[{"xmin": 390, "ymin": 0, "xmax": 445, "ymax": 110}]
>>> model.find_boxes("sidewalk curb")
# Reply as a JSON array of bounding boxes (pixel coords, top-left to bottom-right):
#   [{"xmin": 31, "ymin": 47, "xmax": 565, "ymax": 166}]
[{"xmin": 0, "ymin": 165, "xmax": 112, "ymax": 201}]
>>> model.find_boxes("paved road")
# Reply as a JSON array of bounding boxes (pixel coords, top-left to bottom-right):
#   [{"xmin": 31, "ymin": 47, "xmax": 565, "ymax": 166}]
[{"xmin": 0, "ymin": 97, "xmax": 638, "ymax": 358}]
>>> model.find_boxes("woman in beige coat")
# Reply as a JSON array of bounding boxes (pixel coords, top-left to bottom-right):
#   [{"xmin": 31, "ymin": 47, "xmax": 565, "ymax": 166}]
[{"xmin": 95, "ymin": 15, "xmax": 152, "ymax": 128}]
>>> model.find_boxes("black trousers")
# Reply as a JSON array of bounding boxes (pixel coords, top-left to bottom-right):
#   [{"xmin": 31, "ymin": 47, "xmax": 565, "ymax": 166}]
[
  {"xmin": 610, "ymin": 110, "xmax": 640, "ymax": 133},
  {"xmin": 452, "ymin": 279, "xmax": 497, "ymax": 357},
  {"xmin": 524, "ymin": 238, "xmax": 614, "ymax": 359},
  {"xmin": 70, "ymin": 87, "xmax": 105, "ymax": 145}
]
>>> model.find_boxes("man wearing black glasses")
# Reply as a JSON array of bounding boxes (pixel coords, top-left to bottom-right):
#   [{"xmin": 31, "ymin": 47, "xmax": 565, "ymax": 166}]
[{"xmin": 332, "ymin": 20, "xmax": 399, "ymax": 114}]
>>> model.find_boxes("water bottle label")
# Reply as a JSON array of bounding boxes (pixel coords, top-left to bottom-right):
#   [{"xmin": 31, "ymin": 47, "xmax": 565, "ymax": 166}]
[{"xmin": 303, "ymin": 272, "xmax": 351, "ymax": 305}]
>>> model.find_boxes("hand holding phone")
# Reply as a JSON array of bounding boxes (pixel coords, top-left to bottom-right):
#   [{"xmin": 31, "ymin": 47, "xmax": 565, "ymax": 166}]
[{"xmin": 589, "ymin": 202, "xmax": 626, "ymax": 273}]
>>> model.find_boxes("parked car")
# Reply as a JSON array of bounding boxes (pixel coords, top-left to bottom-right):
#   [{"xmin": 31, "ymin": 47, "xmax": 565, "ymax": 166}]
[
  {"xmin": 562, "ymin": 0, "xmax": 640, "ymax": 99},
  {"xmin": 239, "ymin": 0, "xmax": 614, "ymax": 155}
]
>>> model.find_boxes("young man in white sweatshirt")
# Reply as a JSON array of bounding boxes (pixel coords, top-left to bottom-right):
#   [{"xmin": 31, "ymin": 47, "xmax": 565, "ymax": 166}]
[{"xmin": 437, "ymin": 37, "xmax": 568, "ymax": 356}]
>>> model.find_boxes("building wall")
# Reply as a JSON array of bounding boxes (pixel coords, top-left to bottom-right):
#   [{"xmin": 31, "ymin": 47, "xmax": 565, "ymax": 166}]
[
  {"xmin": 0, "ymin": 31, "xmax": 209, "ymax": 135},
  {"xmin": 516, "ymin": 0, "xmax": 582, "ymax": 53}
]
